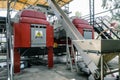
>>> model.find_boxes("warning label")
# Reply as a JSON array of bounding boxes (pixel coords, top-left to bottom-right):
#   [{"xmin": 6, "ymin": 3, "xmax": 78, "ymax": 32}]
[{"xmin": 35, "ymin": 31, "xmax": 43, "ymax": 38}]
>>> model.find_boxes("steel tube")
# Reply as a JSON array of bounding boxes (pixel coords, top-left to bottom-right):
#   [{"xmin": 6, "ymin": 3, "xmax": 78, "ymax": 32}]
[
  {"xmin": 118, "ymin": 53, "xmax": 120, "ymax": 80},
  {"xmin": 6, "ymin": 0, "xmax": 14, "ymax": 80},
  {"xmin": 101, "ymin": 54, "xmax": 104, "ymax": 80}
]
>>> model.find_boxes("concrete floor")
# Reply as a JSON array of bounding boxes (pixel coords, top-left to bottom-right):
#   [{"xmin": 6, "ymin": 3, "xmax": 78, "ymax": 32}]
[
  {"xmin": 0, "ymin": 55, "xmax": 118, "ymax": 80},
  {"xmin": 14, "ymin": 64, "xmax": 87, "ymax": 80},
  {"xmin": 0, "ymin": 55, "xmax": 119, "ymax": 80}
]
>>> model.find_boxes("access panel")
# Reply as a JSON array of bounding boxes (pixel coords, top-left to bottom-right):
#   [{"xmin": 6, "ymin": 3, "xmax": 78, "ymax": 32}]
[{"xmin": 31, "ymin": 24, "xmax": 46, "ymax": 47}]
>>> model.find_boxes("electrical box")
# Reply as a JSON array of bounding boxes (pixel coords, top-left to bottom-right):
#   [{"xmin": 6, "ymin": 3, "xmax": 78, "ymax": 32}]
[{"xmin": 31, "ymin": 24, "xmax": 46, "ymax": 47}]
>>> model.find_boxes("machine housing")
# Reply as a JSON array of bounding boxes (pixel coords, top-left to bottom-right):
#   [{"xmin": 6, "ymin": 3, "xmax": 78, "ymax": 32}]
[{"xmin": 13, "ymin": 10, "xmax": 54, "ymax": 73}]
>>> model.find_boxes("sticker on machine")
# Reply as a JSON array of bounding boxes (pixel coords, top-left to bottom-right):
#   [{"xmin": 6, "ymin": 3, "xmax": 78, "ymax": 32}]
[{"xmin": 35, "ymin": 31, "xmax": 43, "ymax": 38}]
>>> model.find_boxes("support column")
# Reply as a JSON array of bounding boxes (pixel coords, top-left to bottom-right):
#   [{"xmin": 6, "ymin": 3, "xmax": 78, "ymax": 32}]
[
  {"xmin": 6, "ymin": 0, "xmax": 14, "ymax": 80},
  {"xmin": 101, "ymin": 54, "xmax": 104, "ymax": 80},
  {"xmin": 48, "ymin": 47, "xmax": 53, "ymax": 68},
  {"xmin": 119, "ymin": 53, "xmax": 120, "ymax": 80},
  {"xmin": 14, "ymin": 48, "xmax": 20, "ymax": 73},
  {"xmin": 89, "ymin": 0, "xmax": 95, "ymax": 27}
]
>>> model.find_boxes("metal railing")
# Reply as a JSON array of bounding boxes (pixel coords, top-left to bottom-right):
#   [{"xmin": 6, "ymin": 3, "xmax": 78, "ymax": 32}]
[{"xmin": 95, "ymin": 17, "xmax": 120, "ymax": 39}]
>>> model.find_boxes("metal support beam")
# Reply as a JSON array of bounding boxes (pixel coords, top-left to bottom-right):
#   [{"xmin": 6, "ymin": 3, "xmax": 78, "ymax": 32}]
[
  {"xmin": 119, "ymin": 53, "xmax": 120, "ymax": 80},
  {"xmin": 71, "ymin": 43, "xmax": 79, "ymax": 72},
  {"xmin": 14, "ymin": 49, "xmax": 20, "ymax": 73},
  {"xmin": 48, "ymin": 47, "xmax": 53, "ymax": 68},
  {"xmin": 89, "ymin": 0, "xmax": 95, "ymax": 27},
  {"xmin": 101, "ymin": 54, "xmax": 104, "ymax": 80},
  {"xmin": 6, "ymin": 0, "xmax": 14, "ymax": 80}
]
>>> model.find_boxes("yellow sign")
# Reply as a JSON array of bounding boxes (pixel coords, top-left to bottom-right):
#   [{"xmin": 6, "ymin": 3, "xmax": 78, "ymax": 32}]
[{"xmin": 35, "ymin": 31, "xmax": 43, "ymax": 38}]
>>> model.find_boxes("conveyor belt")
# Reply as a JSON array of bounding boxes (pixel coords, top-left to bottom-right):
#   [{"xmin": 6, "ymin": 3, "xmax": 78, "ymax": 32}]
[{"xmin": 47, "ymin": 0, "xmax": 98, "ymax": 79}]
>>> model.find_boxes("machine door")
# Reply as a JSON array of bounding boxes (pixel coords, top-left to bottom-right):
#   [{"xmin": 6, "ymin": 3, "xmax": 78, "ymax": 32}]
[{"xmin": 31, "ymin": 24, "xmax": 46, "ymax": 47}]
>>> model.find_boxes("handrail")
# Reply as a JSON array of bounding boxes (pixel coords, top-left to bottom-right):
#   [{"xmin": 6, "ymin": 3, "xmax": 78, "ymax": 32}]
[
  {"xmin": 96, "ymin": 28, "xmax": 112, "ymax": 39},
  {"xmin": 94, "ymin": 21, "xmax": 108, "ymax": 39},
  {"xmin": 96, "ymin": 17, "xmax": 120, "ymax": 39}
]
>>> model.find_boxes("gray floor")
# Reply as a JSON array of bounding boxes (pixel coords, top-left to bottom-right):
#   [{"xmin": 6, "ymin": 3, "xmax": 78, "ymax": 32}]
[
  {"xmin": 14, "ymin": 64, "xmax": 87, "ymax": 80},
  {"xmin": 0, "ymin": 55, "xmax": 119, "ymax": 80}
]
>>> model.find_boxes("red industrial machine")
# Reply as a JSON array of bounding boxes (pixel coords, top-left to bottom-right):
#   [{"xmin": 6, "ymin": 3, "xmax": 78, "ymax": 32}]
[
  {"xmin": 72, "ymin": 18, "xmax": 94, "ymax": 39},
  {"xmin": 13, "ymin": 10, "xmax": 54, "ymax": 73},
  {"xmin": 54, "ymin": 18, "xmax": 94, "ymax": 54}
]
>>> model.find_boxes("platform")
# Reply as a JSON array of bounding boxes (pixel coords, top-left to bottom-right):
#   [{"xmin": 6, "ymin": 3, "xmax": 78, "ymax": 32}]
[{"xmin": 73, "ymin": 40, "xmax": 120, "ymax": 53}]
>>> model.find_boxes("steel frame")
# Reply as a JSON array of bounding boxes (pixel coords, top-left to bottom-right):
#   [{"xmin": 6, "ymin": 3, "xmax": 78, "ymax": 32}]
[
  {"xmin": 5, "ymin": 0, "xmax": 120, "ymax": 80},
  {"xmin": 100, "ymin": 53, "xmax": 120, "ymax": 80}
]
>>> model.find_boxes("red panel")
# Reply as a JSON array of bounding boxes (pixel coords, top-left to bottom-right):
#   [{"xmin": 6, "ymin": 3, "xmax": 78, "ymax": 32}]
[
  {"xmin": 72, "ymin": 18, "xmax": 89, "ymax": 25},
  {"xmin": 14, "ymin": 48, "xmax": 20, "ymax": 73},
  {"xmin": 14, "ymin": 23, "xmax": 30, "ymax": 48},
  {"xmin": 46, "ymin": 25, "xmax": 54, "ymax": 47},
  {"xmin": 92, "ymin": 30, "xmax": 94, "ymax": 39},
  {"xmin": 77, "ymin": 28, "xmax": 84, "ymax": 36},
  {"xmin": 21, "ymin": 10, "xmax": 46, "ymax": 20},
  {"xmin": 75, "ymin": 24, "xmax": 93, "ymax": 29},
  {"xmin": 46, "ymin": 25, "xmax": 54, "ymax": 68},
  {"xmin": 20, "ymin": 17, "xmax": 49, "ymax": 25},
  {"xmin": 20, "ymin": 23, "xmax": 30, "ymax": 47},
  {"xmin": 14, "ymin": 23, "xmax": 21, "ymax": 48}
]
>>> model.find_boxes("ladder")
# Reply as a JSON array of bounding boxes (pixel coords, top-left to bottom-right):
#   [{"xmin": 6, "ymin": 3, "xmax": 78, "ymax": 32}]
[{"xmin": 66, "ymin": 37, "xmax": 78, "ymax": 72}]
